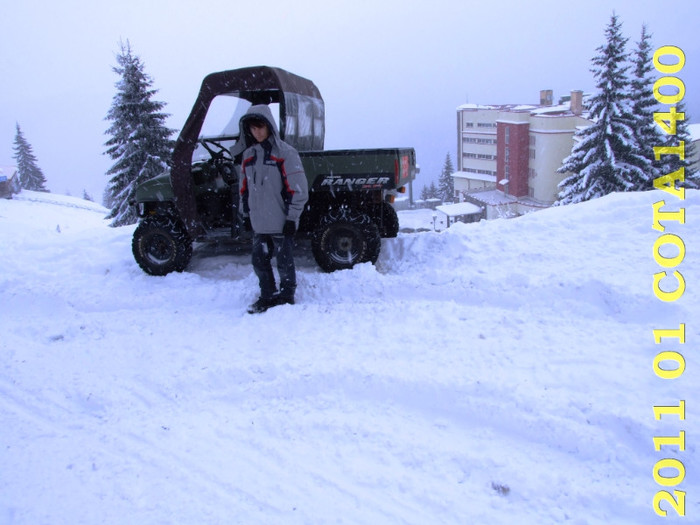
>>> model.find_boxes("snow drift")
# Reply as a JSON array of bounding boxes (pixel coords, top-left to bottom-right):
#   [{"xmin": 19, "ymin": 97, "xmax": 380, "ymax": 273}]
[{"xmin": 0, "ymin": 190, "xmax": 698, "ymax": 524}]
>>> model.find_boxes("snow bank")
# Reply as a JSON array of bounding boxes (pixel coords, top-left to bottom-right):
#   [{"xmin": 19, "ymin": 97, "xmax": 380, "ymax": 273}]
[{"xmin": 0, "ymin": 190, "xmax": 698, "ymax": 524}]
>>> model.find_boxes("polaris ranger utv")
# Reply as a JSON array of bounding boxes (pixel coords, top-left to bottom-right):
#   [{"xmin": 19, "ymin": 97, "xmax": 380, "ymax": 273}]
[{"xmin": 131, "ymin": 66, "xmax": 417, "ymax": 275}]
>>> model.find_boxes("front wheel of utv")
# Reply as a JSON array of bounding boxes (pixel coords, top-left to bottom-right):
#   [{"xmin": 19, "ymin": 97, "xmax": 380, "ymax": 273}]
[
  {"xmin": 132, "ymin": 216, "xmax": 192, "ymax": 276},
  {"xmin": 311, "ymin": 209, "xmax": 381, "ymax": 272}
]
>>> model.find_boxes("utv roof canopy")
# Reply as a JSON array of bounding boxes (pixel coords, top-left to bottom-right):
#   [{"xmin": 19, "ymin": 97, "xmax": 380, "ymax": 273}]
[
  {"xmin": 200, "ymin": 66, "xmax": 323, "ymax": 102},
  {"xmin": 178, "ymin": 65, "xmax": 325, "ymax": 154}
]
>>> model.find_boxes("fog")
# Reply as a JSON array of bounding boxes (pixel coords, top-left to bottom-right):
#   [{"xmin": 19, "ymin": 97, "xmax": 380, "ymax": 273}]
[{"xmin": 1, "ymin": 0, "xmax": 697, "ymax": 199}]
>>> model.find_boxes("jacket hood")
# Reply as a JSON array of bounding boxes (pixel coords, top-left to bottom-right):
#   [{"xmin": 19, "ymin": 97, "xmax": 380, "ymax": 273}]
[{"xmin": 230, "ymin": 104, "xmax": 281, "ymax": 157}]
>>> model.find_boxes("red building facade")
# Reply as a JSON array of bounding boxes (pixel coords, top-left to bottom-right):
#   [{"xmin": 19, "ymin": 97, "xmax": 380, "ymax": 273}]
[{"xmin": 496, "ymin": 121, "xmax": 530, "ymax": 198}]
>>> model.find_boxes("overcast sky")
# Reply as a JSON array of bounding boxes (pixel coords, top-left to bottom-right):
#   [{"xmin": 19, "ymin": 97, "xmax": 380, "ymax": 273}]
[{"xmin": 1, "ymin": 0, "xmax": 698, "ymax": 199}]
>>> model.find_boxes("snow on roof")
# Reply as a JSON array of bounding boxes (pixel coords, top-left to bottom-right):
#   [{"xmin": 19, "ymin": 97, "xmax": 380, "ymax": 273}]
[
  {"xmin": 451, "ymin": 171, "xmax": 496, "ymax": 183},
  {"xmin": 457, "ymin": 102, "xmax": 537, "ymax": 112},
  {"xmin": 467, "ymin": 190, "xmax": 518, "ymax": 206},
  {"xmin": 496, "ymin": 119, "xmax": 530, "ymax": 125},
  {"xmin": 456, "ymin": 103, "xmax": 497, "ymax": 110},
  {"xmin": 530, "ymin": 103, "xmax": 571, "ymax": 115},
  {"xmin": 458, "ymin": 95, "xmax": 593, "ymax": 118},
  {"xmin": 436, "ymin": 202, "xmax": 482, "ymax": 216}
]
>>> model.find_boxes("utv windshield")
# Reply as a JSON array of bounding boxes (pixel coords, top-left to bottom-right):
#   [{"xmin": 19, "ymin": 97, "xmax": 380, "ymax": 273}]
[{"xmin": 194, "ymin": 94, "xmax": 283, "ymax": 162}]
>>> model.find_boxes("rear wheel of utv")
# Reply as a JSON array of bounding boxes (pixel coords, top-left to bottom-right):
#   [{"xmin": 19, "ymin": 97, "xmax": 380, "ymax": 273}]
[
  {"xmin": 132, "ymin": 216, "xmax": 192, "ymax": 276},
  {"xmin": 311, "ymin": 208, "xmax": 381, "ymax": 272},
  {"xmin": 380, "ymin": 201, "xmax": 400, "ymax": 238}
]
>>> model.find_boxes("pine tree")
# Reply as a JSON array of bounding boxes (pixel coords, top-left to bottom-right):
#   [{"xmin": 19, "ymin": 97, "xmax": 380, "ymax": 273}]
[
  {"xmin": 104, "ymin": 40, "xmax": 173, "ymax": 226},
  {"xmin": 630, "ymin": 25, "xmax": 664, "ymax": 183},
  {"xmin": 658, "ymin": 101, "xmax": 699, "ymax": 189},
  {"xmin": 557, "ymin": 13, "xmax": 650, "ymax": 205},
  {"xmin": 102, "ymin": 186, "xmax": 115, "ymax": 210},
  {"xmin": 420, "ymin": 184, "xmax": 429, "ymax": 201},
  {"xmin": 438, "ymin": 152, "xmax": 455, "ymax": 202},
  {"xmin": 13, "ymin": 123, "xmax": 49, "ymax": 192},
  {"xmin": 428, "ymin": 180, "xmax": 439, "ymax": 199}
]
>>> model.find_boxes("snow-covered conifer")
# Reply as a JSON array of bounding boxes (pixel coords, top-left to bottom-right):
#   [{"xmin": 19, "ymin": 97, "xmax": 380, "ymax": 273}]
[
  {"xmin": 13, "ymin": 123, "xmax": 49, "ymax": 192},
  {"xmin": 658, "ymin": 101, "xmax": 699, "ymax": 189},
  {"xmin": 104, "ymin": 41, "xmax": 173, "ymax": 227},
  {"xmin": 419, "ymin": 181, "xmax": 440, "ymax": 201},
  {"xmin": 420, "ymin": 184, "xmax": 430, "ymax": 201},
  {"xmin": 557, "ymin": 13, "xmax": 650, "ymax": 205},
  {"xmin": 438, "ymin": 152, "xmax": 455, "ymax": 203},
  {"xmin": 630, "ymin": 25, "xmax": 664, "ymax": 183},
  {"xmin": 428, "ymin": 180, "xmax": 439, "ymax": 200}
]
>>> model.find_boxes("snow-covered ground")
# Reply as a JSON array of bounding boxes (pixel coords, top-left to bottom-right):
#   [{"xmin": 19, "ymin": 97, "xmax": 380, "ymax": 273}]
[{"xmin": 1, "ymin": 190, "xmax": 698, "ymax": 524}]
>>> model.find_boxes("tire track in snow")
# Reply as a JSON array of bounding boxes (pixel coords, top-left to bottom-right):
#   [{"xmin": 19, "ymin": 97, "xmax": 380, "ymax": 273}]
[{"xmin": 0, "ymin": 376, "xmax": 283, "ymax": 519}]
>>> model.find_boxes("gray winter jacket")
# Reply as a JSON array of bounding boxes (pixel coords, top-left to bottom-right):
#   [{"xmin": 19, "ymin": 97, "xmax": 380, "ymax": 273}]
[{"xmin": 233, "ymin": 105, "xmax": 309, "ymax": 235}]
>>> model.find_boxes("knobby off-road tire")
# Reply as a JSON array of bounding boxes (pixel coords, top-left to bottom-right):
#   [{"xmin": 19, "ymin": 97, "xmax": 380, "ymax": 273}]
[
  {"xmin": 380, "ymin": 201, "xmax": 400, "ymax": 238},
  {"xmin": 311, "ymin": 208, "xmax": 381, "ymax": 272},
  {"xmin": 132, "ymin": 216, "xmax": 193, "ymax": 276}
]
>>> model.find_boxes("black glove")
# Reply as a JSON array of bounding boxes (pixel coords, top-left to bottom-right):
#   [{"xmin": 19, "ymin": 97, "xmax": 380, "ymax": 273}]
[
  {"xmin": 242, "ymin": 217, "xmax": 252, "ymax": 232},
  {"xmin": 283, "ymin": 220, "xmax": 296, "ymax": 236}
]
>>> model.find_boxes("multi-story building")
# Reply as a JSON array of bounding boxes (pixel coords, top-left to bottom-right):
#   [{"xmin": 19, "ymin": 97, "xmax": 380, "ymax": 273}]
[{"xmin": 455, "ymin": 90, "xmax": 592, "ymax": 217}]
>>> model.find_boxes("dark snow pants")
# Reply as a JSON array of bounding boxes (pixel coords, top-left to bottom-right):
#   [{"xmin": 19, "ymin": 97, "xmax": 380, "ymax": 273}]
[{"xmin": 251, "ymin": 233, "xmax": 296, "ymax": 300}]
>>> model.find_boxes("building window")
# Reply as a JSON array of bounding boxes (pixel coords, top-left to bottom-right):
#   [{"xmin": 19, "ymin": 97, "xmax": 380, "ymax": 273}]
[
  {"xmin": 463, "ymin": 138, "xmax": 497, "ymax": 145},
  {"xmin": 505, "ymin": 127, "xmax": 510, "ymax": 145},
  {"xmin": 464, "ymin": 153, "xmax": 496, "ymax": 160},
  {"xmin": 464, "ymin": 168, "xmax": 496, "ymax": 176},
  {"xmin": 529, "ymin": 148, "xmax": 536, "ymax": 159}
]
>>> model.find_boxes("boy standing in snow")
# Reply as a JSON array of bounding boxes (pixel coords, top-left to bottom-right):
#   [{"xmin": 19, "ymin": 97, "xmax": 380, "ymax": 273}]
[{"xmin": 232, "ymin": 105, "xmax": 309, "ymax": 314}]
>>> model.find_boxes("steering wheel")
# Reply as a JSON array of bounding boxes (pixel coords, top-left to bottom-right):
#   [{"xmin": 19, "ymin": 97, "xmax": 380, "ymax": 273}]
[{"xmin": 200, "ymin": 138, "xmax": 233, "ymax": 161}]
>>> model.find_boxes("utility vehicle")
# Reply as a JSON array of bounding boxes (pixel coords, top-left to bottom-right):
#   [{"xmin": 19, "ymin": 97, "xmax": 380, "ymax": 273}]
[{"xmin": 131, "ymin": 66, "xmax": 417, "ymax": 275}]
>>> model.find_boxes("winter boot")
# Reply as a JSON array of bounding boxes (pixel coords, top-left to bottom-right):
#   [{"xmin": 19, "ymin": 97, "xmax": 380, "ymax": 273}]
[
  {"xmin": 246, "ymin": 296, "xmax": 278, "ymax": 314},
  {"xmin": 275, "ymin": 294, "xmax": 295, "ymax": 306}
]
